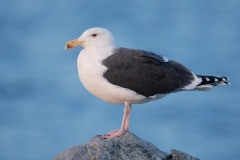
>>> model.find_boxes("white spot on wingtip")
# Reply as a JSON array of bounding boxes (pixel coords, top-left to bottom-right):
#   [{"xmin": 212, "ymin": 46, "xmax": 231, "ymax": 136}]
[
  {"xmin": 206, "ymin": 77, "xmax": 210, "ymax": 81},
  {"xmin": 214, "ymin": 78, "xmax": 218, "ymax": 82}
]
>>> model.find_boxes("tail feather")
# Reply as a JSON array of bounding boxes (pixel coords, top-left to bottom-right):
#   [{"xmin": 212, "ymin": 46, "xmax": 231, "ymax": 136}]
[{"xmin": 195, "ymin": 75, "xmax": 230, "ymax": 90}]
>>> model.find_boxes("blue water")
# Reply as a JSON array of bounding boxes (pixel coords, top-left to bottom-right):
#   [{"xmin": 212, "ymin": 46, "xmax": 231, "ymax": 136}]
[{"xmin": 0, "ymin": 0, "xmax": 240, "ymax": 160}]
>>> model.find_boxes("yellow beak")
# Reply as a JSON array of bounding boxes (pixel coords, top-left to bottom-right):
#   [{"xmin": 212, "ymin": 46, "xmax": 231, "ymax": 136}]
[{"xmin": 65, "ymin": 39, "xmax": 84, "ymax": 50}]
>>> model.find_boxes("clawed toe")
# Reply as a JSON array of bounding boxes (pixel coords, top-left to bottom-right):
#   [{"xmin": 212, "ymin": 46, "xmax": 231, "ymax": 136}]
[{"xmin": 102, "ymin": 129, "xmax": 127, "ymax": 139}]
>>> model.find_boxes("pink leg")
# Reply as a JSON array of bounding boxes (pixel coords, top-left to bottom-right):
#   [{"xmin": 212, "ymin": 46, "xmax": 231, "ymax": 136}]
[{"xmin": 102, "ymin": 103, "xmax": 132, "ymax": 139}]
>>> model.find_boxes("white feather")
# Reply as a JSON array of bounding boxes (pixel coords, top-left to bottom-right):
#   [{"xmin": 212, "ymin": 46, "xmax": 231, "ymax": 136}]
[{"xmin": 182, "ymin": 73, "xmax": 202, "ymax": 90}]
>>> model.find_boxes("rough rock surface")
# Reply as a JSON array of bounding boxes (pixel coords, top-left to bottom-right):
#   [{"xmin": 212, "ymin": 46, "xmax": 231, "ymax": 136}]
[{"xmin": 55, "ymin": 132, "xmax": 200, "ymax": 160}]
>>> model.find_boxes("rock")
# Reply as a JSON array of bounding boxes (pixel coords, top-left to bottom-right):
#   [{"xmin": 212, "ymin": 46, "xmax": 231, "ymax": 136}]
[
  {"xmin": 168, "ymin": 150, "xmax": 200, "ymax": 160},
  {"xmin": 54, "ymin": 132, "xmax": 200, "ymax": 160}
]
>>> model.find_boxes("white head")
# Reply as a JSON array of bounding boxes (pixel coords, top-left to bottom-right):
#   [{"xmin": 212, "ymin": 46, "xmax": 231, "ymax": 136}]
[{"xmin": 65, "ymin": 27, "xmax": 116, "ymax": 50}]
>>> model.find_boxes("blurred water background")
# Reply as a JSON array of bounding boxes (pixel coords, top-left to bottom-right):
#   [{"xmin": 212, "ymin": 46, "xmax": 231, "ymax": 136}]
[{"xmin": 0, "ymin": 0, "xmax": 240, "ymax": 160}]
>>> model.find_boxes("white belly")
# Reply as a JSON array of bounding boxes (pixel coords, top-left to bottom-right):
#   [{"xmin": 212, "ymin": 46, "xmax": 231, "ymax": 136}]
[{"xmin": 77, "ymin": 49, "xmax": 147, "ymax": 104}]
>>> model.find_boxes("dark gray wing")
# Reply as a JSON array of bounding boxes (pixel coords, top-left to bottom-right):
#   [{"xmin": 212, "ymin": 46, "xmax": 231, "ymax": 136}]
[{"xmin": 102, "ymin": 47, "xmax": 194, "ymax": 97}]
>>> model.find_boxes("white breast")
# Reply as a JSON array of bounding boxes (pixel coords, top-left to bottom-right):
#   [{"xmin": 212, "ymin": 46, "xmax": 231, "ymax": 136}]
[{"xmin": 77, "ymin": 48, "xmax": 146, "ymax": 104}]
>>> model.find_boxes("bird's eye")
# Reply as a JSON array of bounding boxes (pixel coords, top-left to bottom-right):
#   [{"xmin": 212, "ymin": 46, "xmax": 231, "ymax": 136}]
[{"xmin": 91, "ymin": 33, "xmax": 97, "ymax": 37}]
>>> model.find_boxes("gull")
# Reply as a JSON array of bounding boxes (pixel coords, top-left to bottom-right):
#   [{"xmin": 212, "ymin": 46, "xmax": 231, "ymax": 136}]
[{"xmin": 65, "ymin": 27, "xmax": 229, "ymax": 139}]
